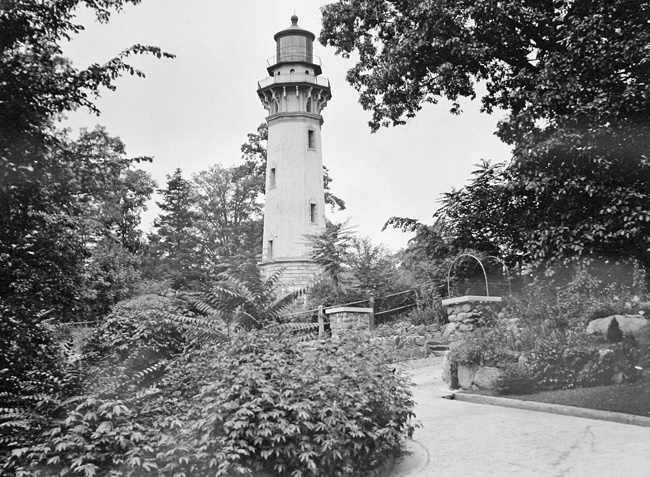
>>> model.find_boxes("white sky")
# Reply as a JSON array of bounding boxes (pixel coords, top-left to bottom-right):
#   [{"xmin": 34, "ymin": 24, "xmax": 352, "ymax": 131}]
[{"xmin": 62, "ymin": 0, "xmax": 512, "ymax": 251}]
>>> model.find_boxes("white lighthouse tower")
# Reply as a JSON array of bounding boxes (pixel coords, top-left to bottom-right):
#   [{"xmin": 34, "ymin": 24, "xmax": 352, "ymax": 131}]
[{"xmin": 257, "ymin": 15, "xmax": 331, "ymax": 290}]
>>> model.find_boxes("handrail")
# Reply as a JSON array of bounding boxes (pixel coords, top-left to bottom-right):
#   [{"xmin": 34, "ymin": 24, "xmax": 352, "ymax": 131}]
[
  {"xmin": 277, "ymin": 282, "xmax": 442, "ymax": 322},
  {"xmin": 257, "ymin": 74, "xmax": 330, "ymax": 89},
  {"xmin": 374, "ymin": 303, "xmax": 416, "ymax": 316},
  {"xmin": 267, "ymin": 52, "xmax": 322, "ymax": 67}
]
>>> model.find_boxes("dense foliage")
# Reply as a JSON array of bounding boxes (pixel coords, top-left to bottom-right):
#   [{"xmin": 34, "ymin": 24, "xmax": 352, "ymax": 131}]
[
  {"xmin": 3, "ymin": 307, "xmax": 416, "ymax": 477},
  {"xmin": 307, "ymin": 221, "xmax": 405, "ymax": 305},
  {"xmin": 195, "ymin": 261, "xmax": 306, "ymax": 329},
  {"xmin": 320, "ymin": 0, "xmax": 650, "ymax": 138},
  {"xmin": 1, "ymin": 1, "xmax": 172, "ymax": 316},
  {"xmin": 323, "ymin": 0, "xmax": 650, "ymax": 273},
  {"xmin": 447, "ymin": 269, "xmax": 647, "ymax": 394},
  {"xmin": 163, "ymin": 334, "xmax": 416, "ymax": 477}
]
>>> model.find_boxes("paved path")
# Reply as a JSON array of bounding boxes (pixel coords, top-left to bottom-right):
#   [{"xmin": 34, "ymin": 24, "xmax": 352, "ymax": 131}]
[{"xmin": 391, "ymin": 358, "xmax": 650, "ymax": 476}]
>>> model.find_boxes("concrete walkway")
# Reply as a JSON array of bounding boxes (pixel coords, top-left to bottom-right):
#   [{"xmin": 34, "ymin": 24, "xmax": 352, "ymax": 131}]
[{"xmin": 391, "ymin": 357, "xmax": 650, "ymax": 476}]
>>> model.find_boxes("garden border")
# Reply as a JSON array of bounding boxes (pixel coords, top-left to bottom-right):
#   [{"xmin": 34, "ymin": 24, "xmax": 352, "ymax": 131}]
[{"xmin": 449, "ymin": 392, "xmax": 650, "ymax": 427}]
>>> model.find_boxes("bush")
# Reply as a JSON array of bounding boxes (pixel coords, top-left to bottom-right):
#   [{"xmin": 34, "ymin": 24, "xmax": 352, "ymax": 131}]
[
  {"xmin": 8, "ymin": 331, "xmax": 416, "ymax": 477},
  {"xmin": 81, "ymin": 294, "xmax": 188, "ymax": 394},
  {"xmin": 9, "ymin": 397, "xmax": 156, "ymax": 477},
  {"xmin": 494, "ymin": 364, "xmax": 536, "ymax": 395},
  {"xmin": 163, "ymin": 333, "xmax": 416, "ymax": 477},
  {"xmin": 526, "ymin": 333, "xmax": 639, "ymax": 391},
  {"xmin": 606, "ymin": 317, "xmax": 624, "ymax": 343},
  {"xmin": 0, "ymin": 304, "xmax": 76, "ymax": 467},
  {"xmin": 448, "ymin": 323, "xmax": 517, "ymax": 367},
  {"xmin": 526, "ymin": 335, "xmax": 594, "ymax": 390},
  {"xmin": 405, "ymin": 304, "xmax": 444, "ymax": 326}
]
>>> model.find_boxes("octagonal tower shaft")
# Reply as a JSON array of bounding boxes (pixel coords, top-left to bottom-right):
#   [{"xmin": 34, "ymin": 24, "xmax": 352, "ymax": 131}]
[{"xmin": 257, "ymin": 15, "xmax": 332, "ymax": 289}]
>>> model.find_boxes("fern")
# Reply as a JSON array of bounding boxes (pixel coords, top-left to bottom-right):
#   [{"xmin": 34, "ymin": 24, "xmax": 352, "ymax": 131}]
[{"xmin": 196, "ymin": 261, "xmax": 306, "ymax": 330}]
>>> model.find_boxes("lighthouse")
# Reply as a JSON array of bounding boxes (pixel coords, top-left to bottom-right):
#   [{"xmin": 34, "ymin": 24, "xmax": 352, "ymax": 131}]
[{"xmin": 257, "ymin": 15, "xmax": 332, "ymax": 291}]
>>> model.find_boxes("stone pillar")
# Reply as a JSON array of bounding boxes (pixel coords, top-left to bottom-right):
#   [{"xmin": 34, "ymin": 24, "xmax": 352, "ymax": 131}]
[
  {"xmin": 440, "ymin": 295, "xmax": 502, "ymax": 342},
  {"xmin": 325, "ymin": 307, "xmax": 373, "ymax": 338}
]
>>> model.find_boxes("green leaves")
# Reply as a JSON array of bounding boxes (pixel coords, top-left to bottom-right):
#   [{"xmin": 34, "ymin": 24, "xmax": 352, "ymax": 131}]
[
  {"xmin": 322, "ymin": 0, "xmax": 650, "ymax": 274},
  {"xmin": 195, "ymin": 261, "xmax": 304, "ymax": 330},
  {"xmin": 183, "ymin": 334, "xmax": 416, "ymax": 476}
]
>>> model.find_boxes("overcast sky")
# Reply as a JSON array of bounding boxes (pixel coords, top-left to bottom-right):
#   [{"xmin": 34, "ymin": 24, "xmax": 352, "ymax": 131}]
[{"xmin": 62, "ymin": 0, "xmax": 512, "ymax": 251}]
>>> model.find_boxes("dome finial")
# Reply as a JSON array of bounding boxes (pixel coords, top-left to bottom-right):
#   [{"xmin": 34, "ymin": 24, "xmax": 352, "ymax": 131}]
[{"xmin": 291, "ymin": 13, "xmax": 299, "ymax": 25}]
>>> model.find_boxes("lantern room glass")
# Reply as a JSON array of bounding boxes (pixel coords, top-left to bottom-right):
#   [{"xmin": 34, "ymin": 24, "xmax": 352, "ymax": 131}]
[{"xmin": 277, "ymin": 34, "xmax": 313, "ymax": 63}]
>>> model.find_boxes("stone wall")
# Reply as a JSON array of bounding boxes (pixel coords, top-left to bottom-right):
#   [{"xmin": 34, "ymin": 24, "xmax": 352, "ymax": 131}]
[
  {"xmin": 440, "ymin": 295, "xmax": 503, "ymax": 341},
  {"xmin": 371, "ymin": 322, "xmax": 446, "ymax": 360},
  {"xmin": 325, "ymin": 307, "xmax": 373, "ymax": 338},
  {"xmin": 260, "ymin": 259, "xmax": 321, "ymax": 294},
  {"xmin": 442, "ymin": 352, "xmax": 502, "ymax": 390}
]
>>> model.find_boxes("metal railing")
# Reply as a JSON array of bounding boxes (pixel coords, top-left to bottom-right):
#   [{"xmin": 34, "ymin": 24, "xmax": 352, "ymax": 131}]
[
  {"xmin": 275, "ymin": 284, "xmax": 439, "ymax": 331},
  {"xmin": 267, "ymin": 52, "xmax": 322, "ymax": 67},
  {"xmin": 257, "ymin": 74, "xmax": 330, "ymax": 89}
]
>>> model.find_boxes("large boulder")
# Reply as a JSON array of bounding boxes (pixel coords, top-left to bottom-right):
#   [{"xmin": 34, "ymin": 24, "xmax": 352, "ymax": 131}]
[
  {"xmin": 442, "ymin": 322, "xmax": 458, "ymax": 341},
  {"xmin": 457, "ymin": 363, "xmax": 478, "ymax": 390},
  {"xmin": 586, "ymin": 315, "xmax": 649, "ymax": 338},
  {"xmin": 473, "ymin": 366, "xmax": 501, "ymax": 390}
]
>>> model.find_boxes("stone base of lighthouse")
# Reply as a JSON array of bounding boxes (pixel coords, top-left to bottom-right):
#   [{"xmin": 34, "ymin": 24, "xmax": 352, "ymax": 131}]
[{"xmin": 260, "ymin": 258, "xmax": 322, "ymax": 295}]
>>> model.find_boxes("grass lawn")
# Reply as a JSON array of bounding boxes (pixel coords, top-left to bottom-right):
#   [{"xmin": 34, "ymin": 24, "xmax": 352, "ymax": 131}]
[{"xmin": 500, "ymin": 373, "xmax": 650, "ymax": 417}]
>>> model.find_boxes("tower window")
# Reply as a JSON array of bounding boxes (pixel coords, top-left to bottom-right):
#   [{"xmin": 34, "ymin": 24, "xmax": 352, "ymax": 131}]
[
  {"xmin": 310, "ymin": 203, "xmax": 317, "ymax": 223},
  {"xmin": 307, "ymin": 129, "xmax": 315, "ymax": 149},
  {"xmin": 270, "ymin": 167, "xmax": 276, "ymax": 188},
  {"xmin": 268, "ymin": 240, "xmax": 274, "ymax": 259}
]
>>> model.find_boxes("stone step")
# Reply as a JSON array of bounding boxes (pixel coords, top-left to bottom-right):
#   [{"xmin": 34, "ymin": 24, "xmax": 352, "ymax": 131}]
[{"xmin": 426, "ymin": 341, "xmax": 450, "ymax": 356}]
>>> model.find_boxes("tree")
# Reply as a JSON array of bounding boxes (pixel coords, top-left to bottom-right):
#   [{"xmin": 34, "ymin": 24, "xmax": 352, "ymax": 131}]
[
  {"xmin": 0, "ymin": 1, "xmax": 172, "ymax": 314},
  {"xmin": 59, "ymin": 126, "xmax": 156, "ymax": 251},
  {"xmin": 0, "ymin": 3, "xmax": 171, "ymax": 466},
  {"xmin": 320, "ymin": 0, "xmax": 650, "ymax": 139},
  {"xmin": 435, "ymin": 160, "xmax": 527, "ymax": 265},
  {"xmin": 193, "ymin": 163, "xmax": 264, "ymax": 268},
  {"xmin": 306, "ymin": 220, "xmax": 356, "ymax": 292},
  {"xmin": 322, "ymin": 0, "xmax": 650, "ymax": 271},
  {"xmin": 348, "ymin": 237, "xmax": 399, "ymax": 296},
  {"xmin": 148, "ymin": 169, "xmax": 201, "ymax": 289},
  {"xmin": 241, "ymin": 122, "xmax": 346, "ymax": 211},
  {"xmin": 384, "ymin": 216, "xmax": 505, "ymax": 297},
  {"xmin": 79, "ymin": 238, "xmax": 144, "ymax": 319}
]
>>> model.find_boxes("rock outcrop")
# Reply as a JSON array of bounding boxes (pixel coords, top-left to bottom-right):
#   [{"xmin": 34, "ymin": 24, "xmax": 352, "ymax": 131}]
[{"xmin": 586, "ymin": 315, "xmax": 649, "ymax": 338}]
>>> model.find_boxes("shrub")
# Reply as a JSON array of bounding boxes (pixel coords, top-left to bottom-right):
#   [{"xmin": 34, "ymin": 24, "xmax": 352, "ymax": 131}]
[
  {"xmin": 165, "ymin": 333, "xmax": 417, "ymax": 477},
  {"xmin": 576, "ymin": 339, "xmax": 640, "ymax": 387},
  {"xmin": 405, "ymin": 304, "xmax": 443, "ymax": 326},
  {"xmin": 526, "ymin": 335, "xmax": 595, "ymax": 390},
  {"xmin": 494, "ymin": 364, "xmax": 536, "ymax": 395},
  {"xmin": 81, "ymin": 294, "xmax": 188, "ymax": 394},
  {"xmin": 8, "ymin": 332, "xmax": 416, "ymax": 477},
  {"xmin": 637, "ymin": 324, "xmax": 650, "ymax": 370},
  {"xmin": 606, "ymin": 317, "xmax": 624, "ymax": 343},
  {"xmin": 8, "ymin": 397, "xmax": 157, "ymax": 477},
  {"xmin": 0, "ymin": 304, "xmax": 76, "ymax": 468},
  {"xmin": 448, "ymin": 323, "xmax": 517, "ymax": 367}
]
